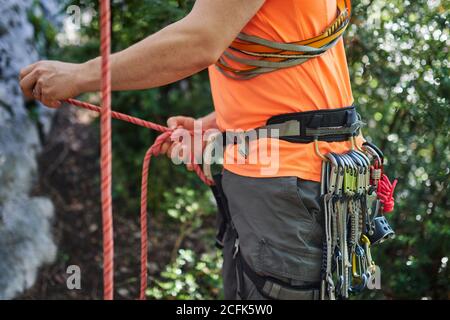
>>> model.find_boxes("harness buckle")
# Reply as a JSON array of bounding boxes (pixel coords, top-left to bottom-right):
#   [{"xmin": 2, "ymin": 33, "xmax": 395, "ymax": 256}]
[{"xmin": 233, "ymin": 238, "xmax": 240, "ymax": 259}]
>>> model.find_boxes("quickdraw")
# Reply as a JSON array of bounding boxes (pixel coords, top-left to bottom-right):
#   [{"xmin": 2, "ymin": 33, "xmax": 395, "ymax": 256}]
[{"xmin": 317, "ymin": 138, "xmax": 397, "ymax": 300}]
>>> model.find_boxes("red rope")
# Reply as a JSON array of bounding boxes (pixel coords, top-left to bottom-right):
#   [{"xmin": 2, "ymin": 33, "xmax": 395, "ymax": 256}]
[
  {"xmin": 64, "ymin": 96, "xmax": 213, "ymax": 300},
  {"xmin": 65, "ymin": 0, "xmax": 212, "ymax": 301},
  {"xmin": 377, "ymin": 174, "xmax": 398, "ymax": 213},
  {"xmin": 66, "ymin": 99, "xmax": 170, "ymax": 132},
  {"xmin": 139, "ymin": 132, "xmax": 171, "ymax": 300},
  {"xmin": 99, "ymin": 0, "xmax": 114, "ymax": 300}
]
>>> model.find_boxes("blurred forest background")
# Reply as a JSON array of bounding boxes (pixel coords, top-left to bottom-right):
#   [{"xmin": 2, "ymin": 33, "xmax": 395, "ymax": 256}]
[{"xmin": 21, "ymin": 0, "xmax": 449, "ymax": 299}]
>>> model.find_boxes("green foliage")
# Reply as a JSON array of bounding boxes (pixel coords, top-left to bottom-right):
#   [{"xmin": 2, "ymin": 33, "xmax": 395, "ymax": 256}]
[
  {"xmin": 28, "ymin": 0, "xmax": 60, "ymax": 57},
  {"xmin": 146, "ymin": 249, "xmax": 223, "ymax": 300},
  {"xmin": 348, "ymin": 0, "xmax": 449, "ymax": 299},
  {"xmin": 37, "ymin": 0, "xmax": 448, "ymax": 299},
  {"xmin": 164, "ymin": 187, "xmax": 214, "ymax": 224},
  {"xmin": 147, "ymin": 187, "xmax": 220, "ymax": 299},
  {"xmin": 161, "ymin": 187, "xmax": 216, "ymax": 262}
]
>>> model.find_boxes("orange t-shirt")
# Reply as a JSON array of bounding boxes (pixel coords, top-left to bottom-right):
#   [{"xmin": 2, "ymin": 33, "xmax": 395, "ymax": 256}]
[{"xmin": 208, "ymin": 0, "xmax": 361, "ymax": 182}]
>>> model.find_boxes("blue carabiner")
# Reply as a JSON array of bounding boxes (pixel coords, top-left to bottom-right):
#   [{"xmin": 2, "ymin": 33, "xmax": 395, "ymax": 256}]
[{"xmin": 349, "ymin": 273, "xmax": 368, "ymax": 293}]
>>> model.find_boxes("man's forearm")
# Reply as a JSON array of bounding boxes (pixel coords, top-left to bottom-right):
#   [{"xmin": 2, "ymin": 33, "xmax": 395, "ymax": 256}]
[
  {"xmin": 19, "ymin": 0, "xmax": 265, "ymax": 107},
  {"xmin": 78, "ymin": 20, "xmax": 218, "ymax": 93}
]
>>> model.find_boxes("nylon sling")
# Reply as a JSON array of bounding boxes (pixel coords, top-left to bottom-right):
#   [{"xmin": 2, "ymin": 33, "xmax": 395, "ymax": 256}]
[{"xmin": 216, "ymin": 0, "xmax": 352, "ymax": 79}]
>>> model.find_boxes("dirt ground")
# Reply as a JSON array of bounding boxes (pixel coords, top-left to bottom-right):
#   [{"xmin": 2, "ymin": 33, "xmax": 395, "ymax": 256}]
[{"xmin": 19, "ymin": 106, "xmax": 182, "ymax": 300}]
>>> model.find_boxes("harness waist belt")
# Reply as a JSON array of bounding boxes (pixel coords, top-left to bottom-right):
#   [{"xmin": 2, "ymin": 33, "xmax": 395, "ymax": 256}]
[{"xmin": 224, "ymin": 106, "xmax": 362, "ymax": 157}]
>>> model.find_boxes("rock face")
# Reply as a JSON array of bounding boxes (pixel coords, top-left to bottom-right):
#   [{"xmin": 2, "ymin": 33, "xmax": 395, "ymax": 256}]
[{"xmin": 0, "ymin": 0, "xmax": 58, "ymax": 299}]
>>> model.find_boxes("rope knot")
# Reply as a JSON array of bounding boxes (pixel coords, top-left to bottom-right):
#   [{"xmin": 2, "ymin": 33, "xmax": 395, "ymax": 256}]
[{"xmin": 377, "ymin": 174, "xmax": 398, "ymax": 213}]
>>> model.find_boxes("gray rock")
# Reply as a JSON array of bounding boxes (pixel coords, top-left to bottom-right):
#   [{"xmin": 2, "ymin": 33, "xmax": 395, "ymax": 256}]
[
  {"xmin": 0, "ymin": 197, "xmax": 55, "ymax": 300},
  {"xmin": 0, "ymin": 0, "xmax": 59, "ymax": 299}
]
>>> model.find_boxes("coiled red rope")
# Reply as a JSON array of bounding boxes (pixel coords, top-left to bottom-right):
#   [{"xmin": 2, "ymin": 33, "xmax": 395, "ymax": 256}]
[
  {"xmin": 66, "ymin": 0, "xmax": 213, "ymax": 300},
  {"xmin": 65, "ymin": 99, "xmax": 213, "ymax": 300},
  {"xmin": 377, "ymin": 174, "xmax": 398, "ymax": 213}
]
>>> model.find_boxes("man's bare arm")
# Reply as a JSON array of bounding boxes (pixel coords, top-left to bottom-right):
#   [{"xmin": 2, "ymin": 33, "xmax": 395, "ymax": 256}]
[{"xmin": 19, "ymin": 0, "xmax": 265, "ymax": 108}]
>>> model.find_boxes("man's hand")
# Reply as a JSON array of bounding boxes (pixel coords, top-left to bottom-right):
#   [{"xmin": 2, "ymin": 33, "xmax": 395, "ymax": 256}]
[
  {"xmin": 19, "ymin": 60, "xmax": 83, "ymax": 108},
  {"xmin": 18, "ymin": 0, "xmax": 265, "ymax": 106},
  {"xmin": 160, "ymin": 112, "xmax": 218, "ymax": 171}
]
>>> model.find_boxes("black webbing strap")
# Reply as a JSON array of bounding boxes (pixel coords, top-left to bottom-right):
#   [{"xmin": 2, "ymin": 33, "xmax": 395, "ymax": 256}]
[
  {"xmin": 223, "ymin": 106, "xmax": 362, "ymax": 150},
  {"xmin": 265, "ymin": 105, "xmax": 361, "ymax": 143},
  {"xmin": 211, "ymin": 174, "xmax": 232, "ymax": 249},
  {"xmin": 222, "ymin": 106, "xmax": 362, "ymax": 157},
  {"xmin": 236, "ymin": 252, "xmax": 320, "ymax": 300}
]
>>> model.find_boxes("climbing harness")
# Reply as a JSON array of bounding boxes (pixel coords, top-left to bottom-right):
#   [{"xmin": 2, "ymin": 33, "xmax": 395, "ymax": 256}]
[
  {"xmin": 211, "ymin": 0, "xmax": 398, "ymax": 299},
  {"xmin": 209, "ymin": 106, "xmax": 398, "ymax": 300},
  {"xmin": 216, "ymin": 0, "xmax": 352, "ymax": 79}
]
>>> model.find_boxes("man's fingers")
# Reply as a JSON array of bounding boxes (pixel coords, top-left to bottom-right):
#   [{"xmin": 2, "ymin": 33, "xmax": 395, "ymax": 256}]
[
  {"xmin": 32, "ymin": 82, "xmax": 42, "ymax": 100},
  {"xmin": 166, "ymin": 117, "xmax": 178, "ymax": 129},
  {"xmin": 160, "ymin": 130, "xmax": 182, "ymax": 156},
  {"xmin": 40, "ymin": 94, "xmax": 60, "ymax": 109},
  {"xmin": 167, "ymin": 116, "xmax": 195, "ymax": 130},
  {"xmin": 20, "ymin": 69, "xmax": 40, "ymax": 99},
  {"xmin": 167, "ymin": 116, "xmax": 188, "ymax": 129},
  {"xmin": 53, "ymin": 101, "xmax": 62, "ymax": 108},
  {"xmin": 19, "ymin": 62, "xmax": 39, "ymax": 81},
  {"xmin": 163, "ymin": 116, "xmax": 204, "ymax": 166},
  {"xmin": 159, "ymin": 141, "xmax": 171, "ymax": 155},
  {"xmin": 45, "ymin": 100, "xmax": 62, "ymax": 109}
]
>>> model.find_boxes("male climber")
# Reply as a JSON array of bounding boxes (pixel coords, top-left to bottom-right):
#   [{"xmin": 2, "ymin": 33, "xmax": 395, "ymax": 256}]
[{"xmin": 20, "ymin": 0, "xmax": 361, "ymax": 300}]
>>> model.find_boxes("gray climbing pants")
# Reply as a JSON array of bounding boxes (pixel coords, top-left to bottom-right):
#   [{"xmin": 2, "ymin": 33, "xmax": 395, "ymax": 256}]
[{"xmin": 220, "ymin": 170, "xmax": 324, "ymax": 300}]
